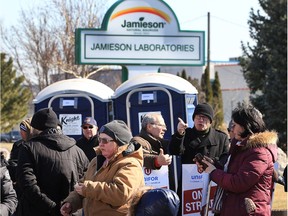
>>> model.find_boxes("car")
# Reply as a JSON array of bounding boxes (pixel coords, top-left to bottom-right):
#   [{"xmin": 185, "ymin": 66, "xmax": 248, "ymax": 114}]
[{"xmin": 0, "ymin": 130, "xmax": 22, "ymax": 143}]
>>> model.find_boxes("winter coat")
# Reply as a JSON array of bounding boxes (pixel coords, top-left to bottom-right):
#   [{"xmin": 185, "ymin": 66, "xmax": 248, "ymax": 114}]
[
  {"xmin": 1, "ymin": 164, "xmax": 18, "ymax": 216},
  {"xmin": 63, "ymin": 142, "xmax": 145, "ymax": 216},
  {"xmin": 16, "ymin": 128, "xmax": 89, "ymax": 216},
  {"xmin": 76, "ymin": 135, "xmax": 98, "ymax": 161},
  {"xmin": 133, "ymin": 129, "xmax": 169, "ymax": 169},
  {"xmin": 210, "ymin": 131, "xmax": 278, "ymax": 216},
  {"xmin": 169, "ymin": 127, "xmax": 230, "ymax": 164},
  {"xmin": 7, "ymin": 139, "xmax": 25, "ymax": 197}
]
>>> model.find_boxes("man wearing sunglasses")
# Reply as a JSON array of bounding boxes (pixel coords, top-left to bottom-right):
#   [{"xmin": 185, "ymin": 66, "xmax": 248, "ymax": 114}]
[{"xmin": 76, "ymin": 117, "xmax": 99, "ymax": 161}]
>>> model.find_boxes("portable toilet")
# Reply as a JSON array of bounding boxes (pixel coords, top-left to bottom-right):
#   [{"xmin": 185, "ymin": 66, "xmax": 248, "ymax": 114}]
[
  {"xmin": 112, "ymin": 73, "xmax": 198, "ymax": 138},
  {"xmin": 33, "ymin": 78, "xmax": 114, "ymax": 140}
]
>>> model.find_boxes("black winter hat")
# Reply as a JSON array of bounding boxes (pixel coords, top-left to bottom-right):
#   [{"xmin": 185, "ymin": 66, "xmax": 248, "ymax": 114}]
[
  {"xmin": 192, "ymin": 103, "xmax": 214, "ymax": 123},
  {"xmin": 31, "ymin": 107, "xmax": 60, "ymax": 131},
  {"xmin": 99, "ymin": 120, "xmax": 132, "ymax": 146}
]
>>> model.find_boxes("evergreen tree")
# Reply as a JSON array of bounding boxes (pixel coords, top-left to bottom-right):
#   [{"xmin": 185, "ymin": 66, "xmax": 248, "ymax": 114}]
[
  {"xmin": 212, "ymin": 72, "xmax": 224, "ymax": 129},
  {"xmin": 240, "ymin": 0, "xmax": 287, "ymax": 150},
  {"xmin": 180, "ymin": 69, "xmax": 187, "ymax": 80},
  {"xmin": 201, "ymin": 66, "xmax": 213, "ymax": 104},
  {"xmin": 176, "ymin": 68, "xmax": 224, "ymax": 128},
  {"xmin": 0, "ymin": 53, "xmax": 32, "ymax": 132},
  {"xmin": 177, "ymin": 70, "xmax": 205, "ymax": 102}
]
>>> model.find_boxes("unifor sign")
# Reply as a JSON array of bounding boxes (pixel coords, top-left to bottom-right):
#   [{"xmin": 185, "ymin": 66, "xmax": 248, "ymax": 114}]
[{"xmin": 75, "ymin": 0, "xmax": 205, "ymax": 66}]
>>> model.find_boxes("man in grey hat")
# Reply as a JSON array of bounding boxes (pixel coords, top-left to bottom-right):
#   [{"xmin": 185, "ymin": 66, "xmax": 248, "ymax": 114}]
[{"xmin": 16, "ymin": 107, "xmax": 89, "ymax": 216}]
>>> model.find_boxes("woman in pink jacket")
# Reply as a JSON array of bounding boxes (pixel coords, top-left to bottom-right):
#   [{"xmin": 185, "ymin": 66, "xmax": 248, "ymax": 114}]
[{"xmin": 198, "ymin": 104, "xmax": 278, "ymax": 216}]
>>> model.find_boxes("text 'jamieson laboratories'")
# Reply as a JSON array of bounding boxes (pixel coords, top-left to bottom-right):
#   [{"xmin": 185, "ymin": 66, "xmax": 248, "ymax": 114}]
[{"xmin": 91, "ymin": 43, "xmax": 194, "ymax": 52}]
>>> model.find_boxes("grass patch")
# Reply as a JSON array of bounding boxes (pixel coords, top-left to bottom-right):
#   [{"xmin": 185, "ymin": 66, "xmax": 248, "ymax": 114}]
[{"xmin": 272, "ymin": 183, "xmax": 287, "ymax": 210}]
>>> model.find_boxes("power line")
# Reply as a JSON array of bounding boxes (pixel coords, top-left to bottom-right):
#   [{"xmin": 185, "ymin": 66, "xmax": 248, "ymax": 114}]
[{"xmin": 181, "ymin": 14, "xmax": 247, "ymax": 29}]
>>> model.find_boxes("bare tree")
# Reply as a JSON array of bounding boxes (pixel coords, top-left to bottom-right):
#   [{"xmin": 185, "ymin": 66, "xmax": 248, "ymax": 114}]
[{"xmin": 1, "ymin": 0, "xmax": 108, "ymax": 92}]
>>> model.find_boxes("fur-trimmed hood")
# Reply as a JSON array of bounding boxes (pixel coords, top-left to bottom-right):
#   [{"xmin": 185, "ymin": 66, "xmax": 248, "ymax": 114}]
[
  {"xmin": 246, "ymin": 131, "xmax": 278, "ymax": 148},
  {"xmin": 242, "ymin": 130, "xmax": 278, "ymax": 162}
]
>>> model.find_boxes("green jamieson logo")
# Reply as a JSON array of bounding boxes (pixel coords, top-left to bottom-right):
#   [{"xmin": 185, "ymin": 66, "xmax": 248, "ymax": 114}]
[{"xmin": 121, "ymin": 17, "xmax": 166, "ymax": 29}]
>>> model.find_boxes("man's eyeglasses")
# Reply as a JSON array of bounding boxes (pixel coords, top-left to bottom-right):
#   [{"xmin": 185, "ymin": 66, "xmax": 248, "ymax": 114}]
[
  {"xmin": 83, "ymin": 125, "xmax": 94, "ymax": 129},
  {"xmin": 194, "ymin": 115, "xmax": 209, "ymax": 121},
  {"xmin": 98, "ymin": 137, "xmax": 114, "ymax": 144},
  {"xmin": 150, "ymin": 123, "xmax": 167, "ymax": 129}
]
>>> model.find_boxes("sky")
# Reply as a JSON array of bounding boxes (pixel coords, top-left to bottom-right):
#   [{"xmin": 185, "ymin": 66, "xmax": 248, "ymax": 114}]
[{"xmin": 0, "ymin": 0, "xmax": 263, "ymax": 61}]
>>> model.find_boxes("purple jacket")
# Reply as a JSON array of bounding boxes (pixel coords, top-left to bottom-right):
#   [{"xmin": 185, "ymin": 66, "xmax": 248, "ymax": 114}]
[{"xmin": 211, "ymin": 131, "xmax": 278, "ymax": 216}]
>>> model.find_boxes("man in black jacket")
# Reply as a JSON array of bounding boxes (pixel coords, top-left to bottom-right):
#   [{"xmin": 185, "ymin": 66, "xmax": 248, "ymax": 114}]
[
  {"xmin": 16, "ymin": 108, "xmax": 89, "ymax": 216},
  {"xmin": 76, "ymin": 117, "xmax": 99, "ymax": 161},
  {"xmin": 169, "ymin": 103, "xmax": 230, "ymax": 216}
]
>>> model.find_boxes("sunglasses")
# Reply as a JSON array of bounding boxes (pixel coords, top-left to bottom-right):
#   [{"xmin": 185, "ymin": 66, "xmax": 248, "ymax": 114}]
[
  {"xmin": 98, "ymin": 137, "xmax": 114, "ymax": 144},
  {"xmin": 83, "ymin": 125, "xmax": 94, "ymax": 129}
]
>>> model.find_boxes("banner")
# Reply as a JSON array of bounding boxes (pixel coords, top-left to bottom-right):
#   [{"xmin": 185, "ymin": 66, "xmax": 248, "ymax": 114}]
[
  {"xmin": 143, "ymin": 165, "xmax": 169, "ymax": 189},
  {"xmin": 182, "ymin": 164, "xmax": 217, "ymax": 216}
]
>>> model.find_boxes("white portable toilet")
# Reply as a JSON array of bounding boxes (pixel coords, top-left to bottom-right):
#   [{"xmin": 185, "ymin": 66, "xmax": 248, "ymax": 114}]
[
  {"xmin": 33, "ymin": 78, "xmax": 114, "ymax": 140},
  {"xmin": 112, "ymin": 73, "xmax": 198, "ymax": 138}
]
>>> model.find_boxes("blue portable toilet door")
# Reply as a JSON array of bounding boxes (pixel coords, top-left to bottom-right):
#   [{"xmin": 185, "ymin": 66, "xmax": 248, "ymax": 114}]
[
  {"xmin": 47, "ymin": 93, "xmax": 95, "ymax": 139},
  {"xmin": 125, "ymin": 87, "xmax": 175, "ymax": 138}
]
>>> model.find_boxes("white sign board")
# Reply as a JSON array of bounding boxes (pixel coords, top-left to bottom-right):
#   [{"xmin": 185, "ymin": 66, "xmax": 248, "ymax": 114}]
[
  {"xmin": 59, "ymin": 114, "xmax": 82, "ymax": 136},
  {"xmin": 75, "ymin": 0, "xmax": 204, "ymax": 66},
  {"xmin": 182, "ymin": 164, "xmax": 217, "ymax": 216},
  {"xmin": 143, "ymin": 166, "xmax": 169, "ymax": 189}
]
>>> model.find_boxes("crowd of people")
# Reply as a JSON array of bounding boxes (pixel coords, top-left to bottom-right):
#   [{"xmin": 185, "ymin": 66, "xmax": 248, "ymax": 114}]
[{"xmin": 1, "ymin": 103, "xmax": 286, "ymax": 216}]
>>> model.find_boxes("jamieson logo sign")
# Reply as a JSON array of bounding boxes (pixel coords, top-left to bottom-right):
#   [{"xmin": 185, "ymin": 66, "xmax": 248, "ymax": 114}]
[
  {"xmin": 75, "ymin": 0, "xmax": 205, "ymax": 66},
  {"xmin": 120, "ymin": 17, "xmax": 167, "ymax": 29}
]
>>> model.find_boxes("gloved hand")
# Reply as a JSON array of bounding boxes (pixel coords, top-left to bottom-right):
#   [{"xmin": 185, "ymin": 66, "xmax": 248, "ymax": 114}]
[
  {"xmin": 194, "ymin": 155, "xmax": 214, "ymax": 173},
  {"xmin": 60, "ymin": 202, "xmax": 72, "ymax": 216},
  {"xmin": 202, "ymin": 158, "xmax": 216, "ymax": 174}
]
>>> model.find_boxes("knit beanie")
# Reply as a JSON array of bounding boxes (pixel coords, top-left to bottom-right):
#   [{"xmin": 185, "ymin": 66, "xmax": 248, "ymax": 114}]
[
  {"xmin": 20, "ymin": 117, "xmax": 32, "ymax": 133},
  {"xmin": 31, "ymin": 108, "xmax": 59, "ymax": 131},
  {"xmin": 99, "ymin": 120, "xmax": 132, "ymax": 146},
  {"xmin": 192, "ymin": 103, "xmax": 214, "ymax": 123}
]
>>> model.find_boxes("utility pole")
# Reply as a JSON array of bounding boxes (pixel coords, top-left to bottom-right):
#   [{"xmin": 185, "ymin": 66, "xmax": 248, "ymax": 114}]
[{"xmin": 207, "ymin": 12, "xmax": 210, "ymax": 75}]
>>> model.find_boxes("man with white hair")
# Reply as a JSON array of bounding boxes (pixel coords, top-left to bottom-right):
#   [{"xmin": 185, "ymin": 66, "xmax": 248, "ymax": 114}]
[{"xmin": 132, "ymin": 112, "xmax": 174, "ymax": 190}]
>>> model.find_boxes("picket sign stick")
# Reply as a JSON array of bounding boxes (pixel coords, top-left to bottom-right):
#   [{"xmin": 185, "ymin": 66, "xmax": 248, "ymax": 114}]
[
  {"xmin": 173, "ymin": 155, "xmax": 178, "ymax": 192},
  {"xmin": 203, "ymin": 180, "xmax": 211, "ymax": 216}
]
